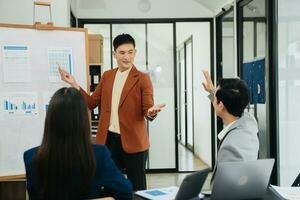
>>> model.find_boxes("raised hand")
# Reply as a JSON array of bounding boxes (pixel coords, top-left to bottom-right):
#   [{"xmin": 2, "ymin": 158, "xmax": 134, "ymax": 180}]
[
  {"xmin": 202, "ymin": 70, "xmax": 215, "ymax": 93},
  {"xmin": 58, "ymin": 65, "xmax": 80, "ymax": 90},
  {"xmin": 147, "ymin": 104, "xmax": 166, "ymax": 118}
]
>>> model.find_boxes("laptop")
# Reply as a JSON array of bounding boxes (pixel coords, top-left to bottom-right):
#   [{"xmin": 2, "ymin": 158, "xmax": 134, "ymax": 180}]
[
  {"xmin": 174, "ymin": 168, "xmax": 210, "ymax": 200},
  {"xmin": 210, "ymin": 159, "xmax": 275, "ymax": 200},
  {"xmin": 135, "ymin": 168, "xmax": 210, "ymax": 200}
]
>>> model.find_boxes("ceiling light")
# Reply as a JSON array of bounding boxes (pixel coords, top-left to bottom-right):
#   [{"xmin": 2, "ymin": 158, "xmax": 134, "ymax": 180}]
[{"xmin": 138, "ymin": 0, "xmax": 151, "ymax": 13}]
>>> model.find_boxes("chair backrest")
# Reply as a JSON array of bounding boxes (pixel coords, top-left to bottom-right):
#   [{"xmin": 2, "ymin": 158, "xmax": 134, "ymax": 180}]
[
  {"xmin": 257, "ymin": 131, "xmax": 260, "ymax": 159},
  {"xmin": 0, "ymin": 180, "xmax": 26, "ymax": 200},
  {"xmin": 292, "ymin": 173, "xmax": 300, "ymax": 186}
]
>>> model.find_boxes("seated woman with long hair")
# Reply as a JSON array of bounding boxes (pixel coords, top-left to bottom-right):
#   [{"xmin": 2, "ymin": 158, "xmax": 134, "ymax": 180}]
[{"xmin": 23, "ymin": 87, "xmax": 132, "ymax": 200}]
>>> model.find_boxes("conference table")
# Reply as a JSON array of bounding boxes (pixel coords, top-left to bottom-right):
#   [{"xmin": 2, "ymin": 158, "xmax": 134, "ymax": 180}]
[{"xmin": 133, "ymin": 187, "xmax": 282, "ymax": 200}]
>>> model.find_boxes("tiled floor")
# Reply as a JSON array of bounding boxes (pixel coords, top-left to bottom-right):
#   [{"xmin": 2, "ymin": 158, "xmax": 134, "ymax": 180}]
[
  {"xmin": 146, "ymin": 172, "xmax": 212, "ymax": 191},
  {"xmin": 178, "ymin": 143, "xmax": 208, "ymax": 171},
  {"xmin": 146, "ymin": 143, "xmax": 212, "ymax": 191}
]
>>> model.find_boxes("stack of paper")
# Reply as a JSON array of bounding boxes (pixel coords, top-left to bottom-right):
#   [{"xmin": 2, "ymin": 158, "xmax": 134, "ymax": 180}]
[
  {"xmin": 270, "ymin": 185, "xmax": 300, "ymax": 200},
  {"xmin": 135, "ymin": 186, "xmax": 179, "ymax": 200}
]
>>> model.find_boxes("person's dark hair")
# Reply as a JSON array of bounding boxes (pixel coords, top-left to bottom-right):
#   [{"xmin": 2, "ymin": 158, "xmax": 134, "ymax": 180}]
[
  {"xmin": 33, "ymin": 87, "xmax": 96, "ymax": 200},
  {"xmin": 113, "ymin": 33, "xmax": 135, "ymax": 51},
  {"xmin": 215, "ymin": 78, "xmax": 250, "ymax": 117}
]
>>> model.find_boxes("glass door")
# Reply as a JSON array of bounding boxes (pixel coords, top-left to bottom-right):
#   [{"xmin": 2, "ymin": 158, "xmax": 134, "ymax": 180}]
[
  {"xmin": 176, "ymin": 37, "xmax": 194, "ymax": 151},
  {"xmin": 177, "ymin": 46, "xmax": 186, "ymax": 146}
]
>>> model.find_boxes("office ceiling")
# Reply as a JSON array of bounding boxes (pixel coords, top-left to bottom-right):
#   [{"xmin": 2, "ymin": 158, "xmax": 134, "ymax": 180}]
[
  {"xmin": 193, "ymin": 0, "xmax": 232, "ymax": 13},
  {"xmin": 73, "ymin": 0, "xmax": 214, "ymax": 18},
  {"xmin": 76, "ymin": 0, "xmax": 229, "ymax": 11},
  {"xmin": 243, "ymin": 0, "xmax": 265, "ymax": 18},
  {"xmin": 79, "ymin": 0, "xmax": 106, "ymax": 9},
  {"xmin": 75, "ymin": 0, "xmax": 265, "ymax": 18},
  {"xmin": 194, "ymin": 0, "xmax": 265, "ymax": 17}
]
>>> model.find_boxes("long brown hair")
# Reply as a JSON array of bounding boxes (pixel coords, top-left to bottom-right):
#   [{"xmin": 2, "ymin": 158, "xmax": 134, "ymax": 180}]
[{"xmin": 33, "ymin": 87, "xmax": 96, "ymax": 199}]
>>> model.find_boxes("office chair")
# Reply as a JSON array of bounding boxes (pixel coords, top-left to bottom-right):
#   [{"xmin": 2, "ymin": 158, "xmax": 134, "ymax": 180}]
[
  {"xmin": 292, "ymin": 173, "xmax": 300, "ymax": 186},
  {"xmin": 257, "ymin": 131, "xmax": 260, "ymax": 159}
]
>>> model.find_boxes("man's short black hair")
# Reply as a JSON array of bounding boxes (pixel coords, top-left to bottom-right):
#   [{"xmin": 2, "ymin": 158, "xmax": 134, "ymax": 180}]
[
  {"xmin": 113, "ymin": 33, "xmax": 135, "ymax": 51},
  {"xmin": 216, "ymin": 78, "xmax": 250, "ymax": 117}
]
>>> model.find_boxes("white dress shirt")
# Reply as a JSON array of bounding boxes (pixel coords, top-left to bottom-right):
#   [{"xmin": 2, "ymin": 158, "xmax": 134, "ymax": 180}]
[
  {"xmin": 108, "ymin": 67, "xmax": 131, "ymax": 134},
  {"xmin": 218, "ymin": 120, "xmax": 237, "ymax": 140}
]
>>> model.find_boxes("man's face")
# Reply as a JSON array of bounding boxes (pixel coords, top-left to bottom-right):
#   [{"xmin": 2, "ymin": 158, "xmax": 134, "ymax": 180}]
[
  {"xmin": 212, "ymin": 86, "xmax": 223, "ymax": 117},
  {"xmin": 113, "ymin": 43, "xmax": 136, "ymax": 70}
]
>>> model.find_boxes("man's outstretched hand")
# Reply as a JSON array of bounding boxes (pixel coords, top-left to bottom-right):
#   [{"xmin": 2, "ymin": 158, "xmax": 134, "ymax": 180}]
[{"xmin": 147, "ymin": 104, "xmax": 166, "ymax": 118}]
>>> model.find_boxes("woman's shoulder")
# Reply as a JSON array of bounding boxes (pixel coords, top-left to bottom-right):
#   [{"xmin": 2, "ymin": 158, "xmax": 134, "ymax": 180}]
[
  {"xmin": 24, "ymin": 146, "xmax": 39, "ymax": 157},
  {"xmin": 23, "ymin": 146, "xmax": 39, "ymax": 165},
  {"xmin": 92, "ymin": 144, "xmax": 110, "ymax": 156}
]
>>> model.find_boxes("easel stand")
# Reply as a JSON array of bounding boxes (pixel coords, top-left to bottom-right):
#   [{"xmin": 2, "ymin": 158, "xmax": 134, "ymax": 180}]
[{"xmin": 33, "ymin": 1, "xmax": 54, "ymax": 30}]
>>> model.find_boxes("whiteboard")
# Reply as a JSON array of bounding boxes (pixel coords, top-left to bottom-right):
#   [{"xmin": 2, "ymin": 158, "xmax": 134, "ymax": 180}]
[{"xmin": 0, "ymin": 24, "xmax": 88, "ymax": 178}]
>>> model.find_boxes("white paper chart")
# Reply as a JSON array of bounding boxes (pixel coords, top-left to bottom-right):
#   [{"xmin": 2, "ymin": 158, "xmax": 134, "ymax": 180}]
[
  {"xmin": 48, "ymin": 47, "xmax": 73, "ymax": 82},
  {"xmin": 2, "ymin": 45, "xmax": 31, "ymax": 82},
  {"xmin": 1, "ymin": 93, "xmax": 38, "ymax": 115}
]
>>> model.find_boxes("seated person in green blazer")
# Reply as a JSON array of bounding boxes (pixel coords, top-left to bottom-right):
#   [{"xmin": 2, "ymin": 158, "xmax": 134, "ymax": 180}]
[{"xmin": 23, "ymin": 87, "xmax": 132, "ymax": 200}]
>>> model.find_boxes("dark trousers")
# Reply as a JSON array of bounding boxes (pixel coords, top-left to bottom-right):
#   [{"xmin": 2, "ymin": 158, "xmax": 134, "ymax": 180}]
[{"xmin": 106, "ymin": 131, "xmax": 148, "ymax": 191}]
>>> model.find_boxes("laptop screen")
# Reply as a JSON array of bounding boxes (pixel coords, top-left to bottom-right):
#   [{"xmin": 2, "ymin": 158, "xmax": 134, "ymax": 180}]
[
  {"xmin": 211, "ymin": 159, "xmax": 274, "ymax": 200},
  {"xmin": 175, "ymin": 168, "xmax": 210, "ymax": 200}
]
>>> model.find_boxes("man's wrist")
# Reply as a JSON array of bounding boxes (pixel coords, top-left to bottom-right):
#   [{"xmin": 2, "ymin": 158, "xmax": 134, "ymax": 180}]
[
  {"xmin": 208, "ymin": 89, "xmax": 216, "ymax": 102},
  {"xmin": 146, "ymin": 114, "xmax": 157, "ymax": 121},
  {"xmin": 71, "ymin": 83, "xmax": 80, "ymax": 90},
  {"xmin": 208, "ymin": 87, "xmax": 216, "ymax": 94}
]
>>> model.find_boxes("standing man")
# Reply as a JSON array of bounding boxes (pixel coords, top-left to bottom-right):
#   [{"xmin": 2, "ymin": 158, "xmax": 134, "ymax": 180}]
[
  {"xmin": 59, "ymin": 34, "xmax": 165, "ymax": 190},
  {"xmin": 202, "ymin": 70, "xmax": 259, "ymax": 183}
]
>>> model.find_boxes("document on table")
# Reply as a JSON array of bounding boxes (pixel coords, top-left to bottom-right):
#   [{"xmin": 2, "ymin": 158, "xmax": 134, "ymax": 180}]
[
  {"xmin": 270, "ymin": 185, "xmax": 300, "ymax": 200},
  {"xmin": 135, "ymin": 186, "xmax": 205, "ymax": 200},
  {"xmin": 135, "ymin": 186, "xmax": 179, "ymax": 200}
]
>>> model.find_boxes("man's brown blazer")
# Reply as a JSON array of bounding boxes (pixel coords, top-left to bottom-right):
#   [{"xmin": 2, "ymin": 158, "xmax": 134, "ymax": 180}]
[{"xmin": 80, "ymin": 66, "xmax": 154, "ymax": 153}]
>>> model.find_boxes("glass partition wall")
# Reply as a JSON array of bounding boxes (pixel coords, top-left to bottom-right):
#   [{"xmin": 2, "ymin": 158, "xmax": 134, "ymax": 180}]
[
  {"xmin": 236, "ymin": 0, "xmax": 300, "ymax": 187},
  {"xmin": 217, "ymin": 0, "xmax": 271, "ymax": 175},
  {"xmin": 176, "ymin": 37, "xmax": 194, "ymax": 152},
  {"xmin": 85, "ymin": 23, "xmax": 176, "ymax": 170},
  {"xmin": 237, "ymin": 0, "xmax": 268, "ymax": 160},
  {"xmin": 82, "ymin": 20, "xmax": 213, "ymax": 172},
  {"xmin": 218, "ymin": 0, "xmax": 279, "ymax": 184},
  {"xmin": 216, "ymin": 8, "xmax": 235, "ymax": 79},
  {"xmin": 278, "ymin": 0, "xmax": 300, "ymax": 186},
  {"xmin": 216, "ymin": 7, "xmax": 235, "ymax": 137},
  {"xmin": 176, "ymin": 22, "xmax": 212, "ymax": 171}
]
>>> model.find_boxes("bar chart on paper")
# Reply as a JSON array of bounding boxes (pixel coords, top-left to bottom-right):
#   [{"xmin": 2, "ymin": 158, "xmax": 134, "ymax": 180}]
[
  {"xmin": 1, "ymin": 93, "xmax": 38, "ymax": 115},
  {"xmin": 42, "ymin": 92, "xmax": 53, "ymax": 114},
  {"xmin": 48, "ymin": 47, "xmax": 74, "ymax": 82}
]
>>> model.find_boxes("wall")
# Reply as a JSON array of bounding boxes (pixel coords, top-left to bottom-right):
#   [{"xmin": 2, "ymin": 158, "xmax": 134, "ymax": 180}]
[
  {"xmin": 70, "ymin": 0, "xmax": 77, "ymax": 17},
  {"xmin": 0, "ymin": 0, "xmax": 70, "ymax": 27},
  {"xmin": 75, "ymin": 0, "xmax": 213, "ymax": 18},
  {"xmin": 278, "ymin": 0, "xmax": 300, "ymax": 186}
]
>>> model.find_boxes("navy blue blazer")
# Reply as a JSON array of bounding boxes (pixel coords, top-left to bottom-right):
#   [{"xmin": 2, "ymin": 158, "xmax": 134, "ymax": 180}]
[{"xmin": 24, "ymin": 144, "xmax": 133, "ymax": 200}]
